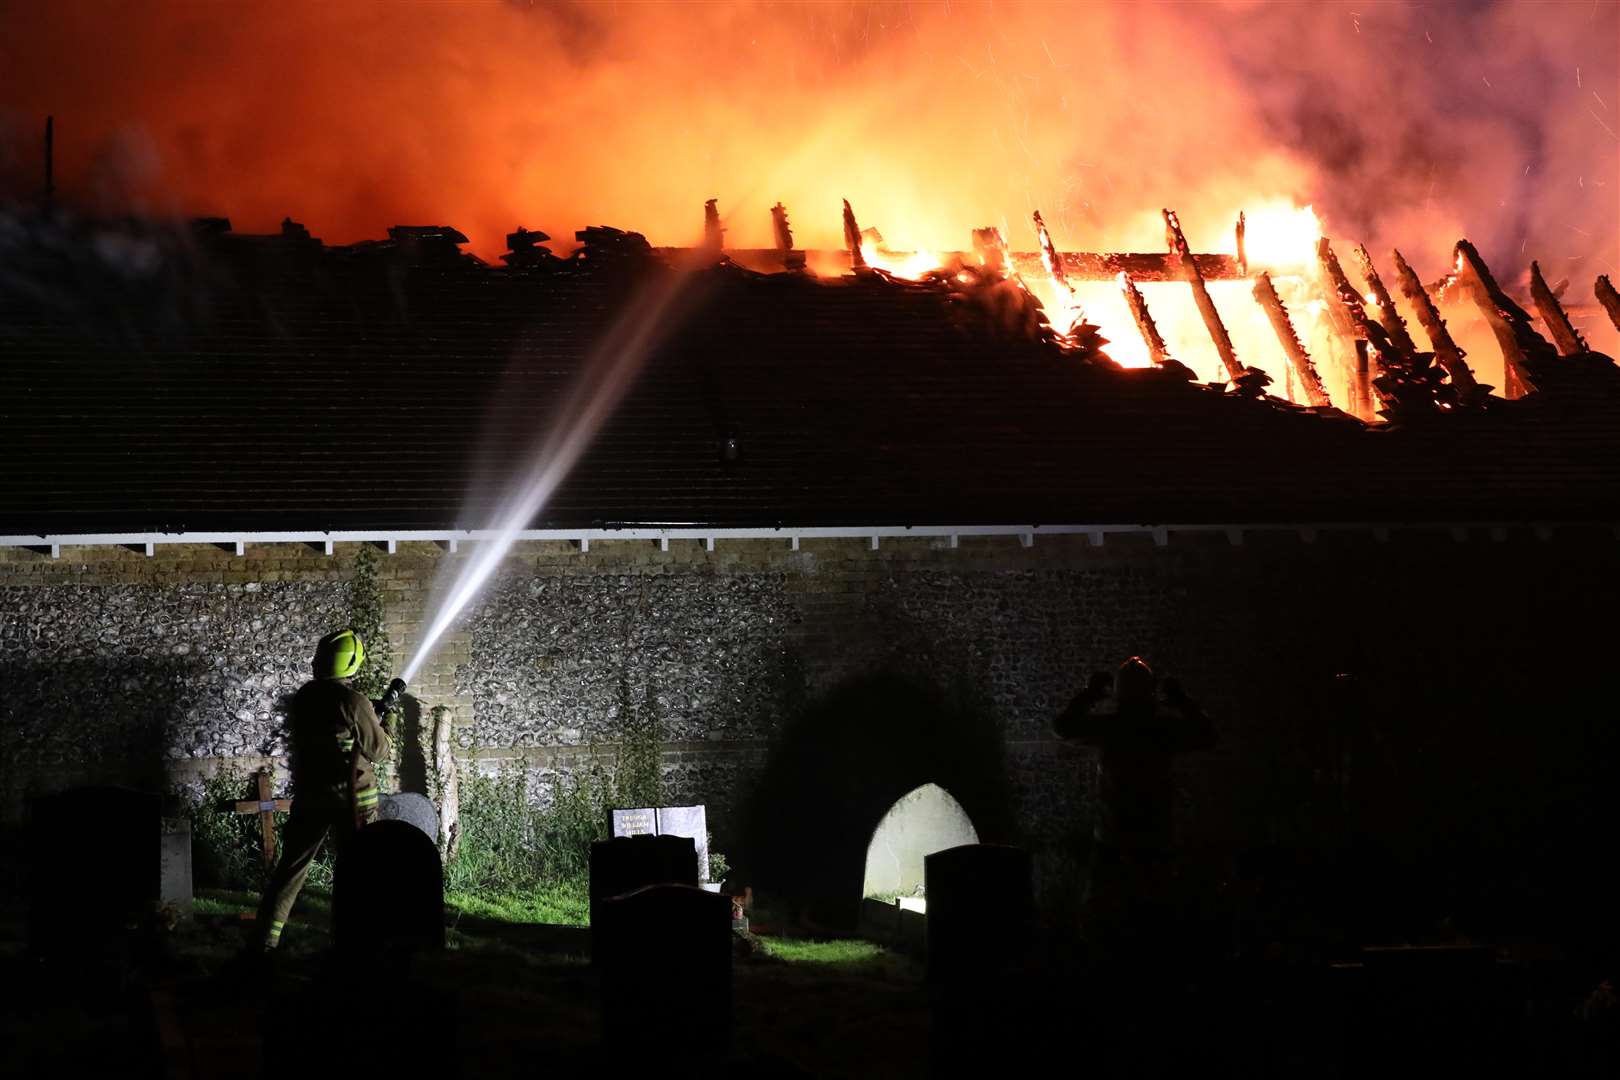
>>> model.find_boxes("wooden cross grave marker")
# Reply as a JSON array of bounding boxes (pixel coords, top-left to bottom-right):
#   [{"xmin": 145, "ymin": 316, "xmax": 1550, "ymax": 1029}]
[{"xmin": 234, "ymin": 769, "xmax": 291, "ymax": 868}]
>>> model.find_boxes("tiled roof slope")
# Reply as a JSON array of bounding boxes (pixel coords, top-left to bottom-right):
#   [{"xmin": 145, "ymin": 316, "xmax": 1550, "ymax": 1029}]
[{"xmin": 2, "ymin": 223, "xmax": 1618, "ymax": 536}]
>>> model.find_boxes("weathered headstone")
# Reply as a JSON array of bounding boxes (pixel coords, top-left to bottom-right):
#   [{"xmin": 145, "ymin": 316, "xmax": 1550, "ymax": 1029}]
[
  {"xmin": 925, "ymin": 843, "xmax": 1034, "ymax": 982},
  {"xmin": 377, "ymin": 792, "xmax": 439, "ymax": 846},
  {"xmin": 29, "ymin": 785, "xmax": 160, "ymax": 964},
  {"xmin": 333, "ymin": 819, "xmax": 445, "ymax": 955},
  {"xmin": 159, "ymin": 817, "xmax": 193, "ymax": 914},
  {"xmin": 925, "ymin": 843, "xmax": 1038, "ymax": 1074},
  {"xmin": 597, "ymin": 883, "xmax": 733, "ymax": 1062},
  {"xmin": 611, "ymin": 804, "xmax": 711, "ymax": 881},
  {"xmin": 589, "ymin": 833, "xmax": 698, "ymax": 952}
]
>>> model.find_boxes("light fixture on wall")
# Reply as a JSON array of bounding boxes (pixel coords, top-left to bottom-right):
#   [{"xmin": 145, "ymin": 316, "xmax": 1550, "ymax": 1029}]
[{"xmin": 717, "ymin": 425, "xmax": 742, "ymax": 465}]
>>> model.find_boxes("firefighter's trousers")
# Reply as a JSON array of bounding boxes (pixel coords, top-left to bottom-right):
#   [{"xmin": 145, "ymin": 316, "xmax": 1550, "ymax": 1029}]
[{"xmin": 256, "ymin": 800, "xmax": 367, "ymax": 948}]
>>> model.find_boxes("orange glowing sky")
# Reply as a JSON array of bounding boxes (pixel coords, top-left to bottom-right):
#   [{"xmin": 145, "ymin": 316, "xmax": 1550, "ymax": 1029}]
[{"xmin": 2, "ymin": 1, "xmax": 1616, "ymax": 295}]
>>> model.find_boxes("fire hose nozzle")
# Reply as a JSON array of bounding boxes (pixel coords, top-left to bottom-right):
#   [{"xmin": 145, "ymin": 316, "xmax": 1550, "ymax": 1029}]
[{"xmin": 373, "ymin": 677, "xmax": 408, "ymax": 719}]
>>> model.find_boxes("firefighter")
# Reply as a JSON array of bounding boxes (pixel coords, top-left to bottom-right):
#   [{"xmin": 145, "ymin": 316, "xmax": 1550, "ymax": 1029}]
[{"xmin": 253, "ymin": 627, "xmax": 392, "ymax": 950}]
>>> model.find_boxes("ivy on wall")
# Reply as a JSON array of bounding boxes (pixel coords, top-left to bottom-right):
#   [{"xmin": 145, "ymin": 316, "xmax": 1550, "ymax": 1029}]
[
  {"xmin": 348, "ymin": 544, "xmax": 401, "ymax": 788},
  {"xmin": 348, "ymin": 545, "xmax": 394, "ymax": 703},
  {"xmin": 611, "ymin": 672, "xmax": 664, "ymax": 810}
]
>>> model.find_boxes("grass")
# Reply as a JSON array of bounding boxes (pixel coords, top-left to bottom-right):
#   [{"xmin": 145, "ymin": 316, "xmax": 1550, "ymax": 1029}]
[
  {"xmin": 759, "ymin": 936, "xmax": 892, "ymax": 967},
  {"xmin": 446, "ymin": 883, "xmax": 589, "ymax": 927},
  {"xmin": 189, "ymin": 890, "xmax": 262, "ymax": 917}
]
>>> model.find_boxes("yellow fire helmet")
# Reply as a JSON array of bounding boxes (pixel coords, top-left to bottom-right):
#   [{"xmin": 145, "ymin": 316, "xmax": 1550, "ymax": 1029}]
[{"xmin": 314, "ymin": 628, "xmax": 366, "ymax": 680}]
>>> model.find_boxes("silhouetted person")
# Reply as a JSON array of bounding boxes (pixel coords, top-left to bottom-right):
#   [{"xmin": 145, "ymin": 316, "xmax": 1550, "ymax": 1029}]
[{"xmin": 1056, "ymin": 657, "xmax": 1215, "ymax": 948}]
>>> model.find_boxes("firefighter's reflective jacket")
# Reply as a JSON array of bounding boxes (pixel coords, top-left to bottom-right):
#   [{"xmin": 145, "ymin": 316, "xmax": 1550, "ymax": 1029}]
[{"xmin": 288, "ymin": 677, "xmax": 390, "ymax": 826}]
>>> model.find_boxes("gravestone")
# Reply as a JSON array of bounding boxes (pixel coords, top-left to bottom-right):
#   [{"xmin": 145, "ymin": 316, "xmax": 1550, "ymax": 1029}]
[
  {"xmin": 597, "ymin": 883, "xmax": 733, "ymax": 1062},
  {"xmin": 925, "ymin": 844, "xmax": 1038, "ymax": 1074},
  {"xmin": 925, "ymin": 843, "xmax": 1035, "ymax": 982},
  {"xmin": 333, "ymin": 819, "xmax": 445, "ymax": 955},
  {"xmin": 611, "ymin": 803, "xmax": 711, "ymax": 881},
  {"xmin": 377, "ymin": 791, "xmax": 439, "ymax": 846},
  {"xmin": 589, "ymin": 833, "xmax": 698, "ymax": 955},
  {"xmin": 29, "ymin": 785, "xmax": 160, "ymax": 964},
  {"xmin": 159, "ymin": 817, "xmax": 193, "ymax": 914}
]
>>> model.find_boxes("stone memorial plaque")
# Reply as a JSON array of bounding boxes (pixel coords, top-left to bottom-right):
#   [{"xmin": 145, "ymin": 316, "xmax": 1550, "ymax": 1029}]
[
  {"xmin": 159, "ymin": 817, "xmax": 193, "ymax": 913},
  {"xmin": 610, "ymin": 804, "xmax": 710, "ymax": 882},
  {"xmin": 653, "ymin": 805, "xmax": 709, "ymax": 883},
  {"xmin": 610, "ymin": 807, "xmax": 656, "ymax": 837},
  {"xmin": 378, "ymin": 792, "xmax": 440, "ymax": 846}
]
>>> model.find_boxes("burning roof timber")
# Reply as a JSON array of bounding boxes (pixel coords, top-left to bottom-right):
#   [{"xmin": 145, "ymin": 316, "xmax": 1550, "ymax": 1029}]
[
  {"xmin": 695, "ymin": 198, "xmax": 1618, "ymax": 426},
  {"xmin": 1, "ymin": 200, "xmax": 1619, "ymax": 543}
]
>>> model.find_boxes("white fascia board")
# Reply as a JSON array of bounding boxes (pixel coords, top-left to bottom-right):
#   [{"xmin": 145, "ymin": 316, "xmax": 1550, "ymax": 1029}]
[{"xmin": 0, "ymin": 521, "xmax": 1607, "ymax": 553}]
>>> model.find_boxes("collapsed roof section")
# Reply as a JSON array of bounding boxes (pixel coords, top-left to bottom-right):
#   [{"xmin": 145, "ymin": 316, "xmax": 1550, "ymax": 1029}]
[{"xmin": 1, "ymin": 207, "xmax": 1618, "ymax": 540}]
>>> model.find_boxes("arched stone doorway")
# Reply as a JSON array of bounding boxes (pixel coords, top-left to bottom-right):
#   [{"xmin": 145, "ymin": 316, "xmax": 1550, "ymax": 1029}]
[
  {"xmin": 863, "ymin": 783, "xmax": 978, "ymax": 901},
  {"xmin": 742, "ymin": 671, "xmax": 1016, "ymax": 930}
]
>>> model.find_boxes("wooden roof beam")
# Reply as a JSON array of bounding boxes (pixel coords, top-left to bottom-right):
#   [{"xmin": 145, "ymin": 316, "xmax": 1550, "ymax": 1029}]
[
  {"xmin": 770, "ymin": 203, "xmax": 806, "ymax": 272},
  {"xmin": 1392, "ymin": 248, "xmax": 1481, "ymax": 400},
  {"xmin": 1317, "ymin": 238, "xmax": 1404, "ymax": 419},
  {"xmin": 1252, "ymin": 271, "xmax": 1331, "ymax": 407},
  {"xmin": 1118, "ymin": 272, "xmax": 1173, "ymax": 368},
  {"xmin": 1352, "ymin": 244, "xmax": 1419, "ymax": 354},
  {"xmin": 1164, "ymin": 208, "xmax": 1246, "ymax": 385},
  {"xmin": 841, "ymin": 199, "xmax": 866, "ymax": 270},
  {"xmin": 1529, "ymin": 261, "xmax": 1586, "ymax": 357},
  {"xmin": 1453, "ymin": 239, "xmax": 1559, "ymax": 398},
  {"xmin": 1597, "ymin": 275, "xmax": 1620, "ymax": 333}
]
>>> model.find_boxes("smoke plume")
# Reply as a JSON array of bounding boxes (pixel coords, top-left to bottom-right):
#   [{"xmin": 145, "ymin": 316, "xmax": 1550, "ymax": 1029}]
[{"xmin": 2, "ymin": 0, "xmax": 1615, "ymax": 296}]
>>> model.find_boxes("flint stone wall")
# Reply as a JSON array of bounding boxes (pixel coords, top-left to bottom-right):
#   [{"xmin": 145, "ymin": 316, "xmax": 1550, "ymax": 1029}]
[
  {"xmin": 0, "ymin": 538, "xmax": 1112, "ymax": 846},
  {"xmin": 1, "ymin": 580, "xmax": 345, "ymax": 773},
  {"xmin": 4, "ymin": 531, "xmax": 1617, "ymax": 903},
  {"xmin": 461, "ymin": 572, "xmax": 798, "ymax": 749}
]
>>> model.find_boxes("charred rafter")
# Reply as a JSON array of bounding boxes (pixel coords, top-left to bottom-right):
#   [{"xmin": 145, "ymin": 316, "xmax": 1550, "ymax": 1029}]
[
  {"xmin": 842, "ymin": 200, "xmax": 866, "ymax": 270},
  {"xmin": 1529, "ymin": 260, "xmax": 1586, "ymax": 357},
  {"xmin": 1392, "ymin": 248, "xmax": 1481, "ymax": 401},
  {"xmin": 1118, "ymin": 272, "xmax": 1173, "ymax": 368},
  {"xmin": 770, "ymin": 203, "xmax": 805, "ymax": 272},
  {"xmin": 1033, "ymin": 210, "xmax": 1073, "ymax": 297},
  {"xmin": 1164, "ymin": 208, "xmax": 1253, "ymax": 389},
  {"xmin": 703, "ymin": 199, "xmax": 724, "ymax": 254},
  {"xmin": 1316, "ymin": 238, "xmax": 1398, "ymax": 419},
  {"xmin": 1453, "ymin": 239, "xmax": 1560, "ymax": 397},
  {"xmin": 1352, "ymin": 244, "xmax": 1418, "ymax": 354},
  {"xmin": 1252, "ymin": 271, "xmax": 1330, "ymax": 407},
  {"xmin": 1597, "ymin": 275, "xmax": 1620, "ymax": 333}
]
